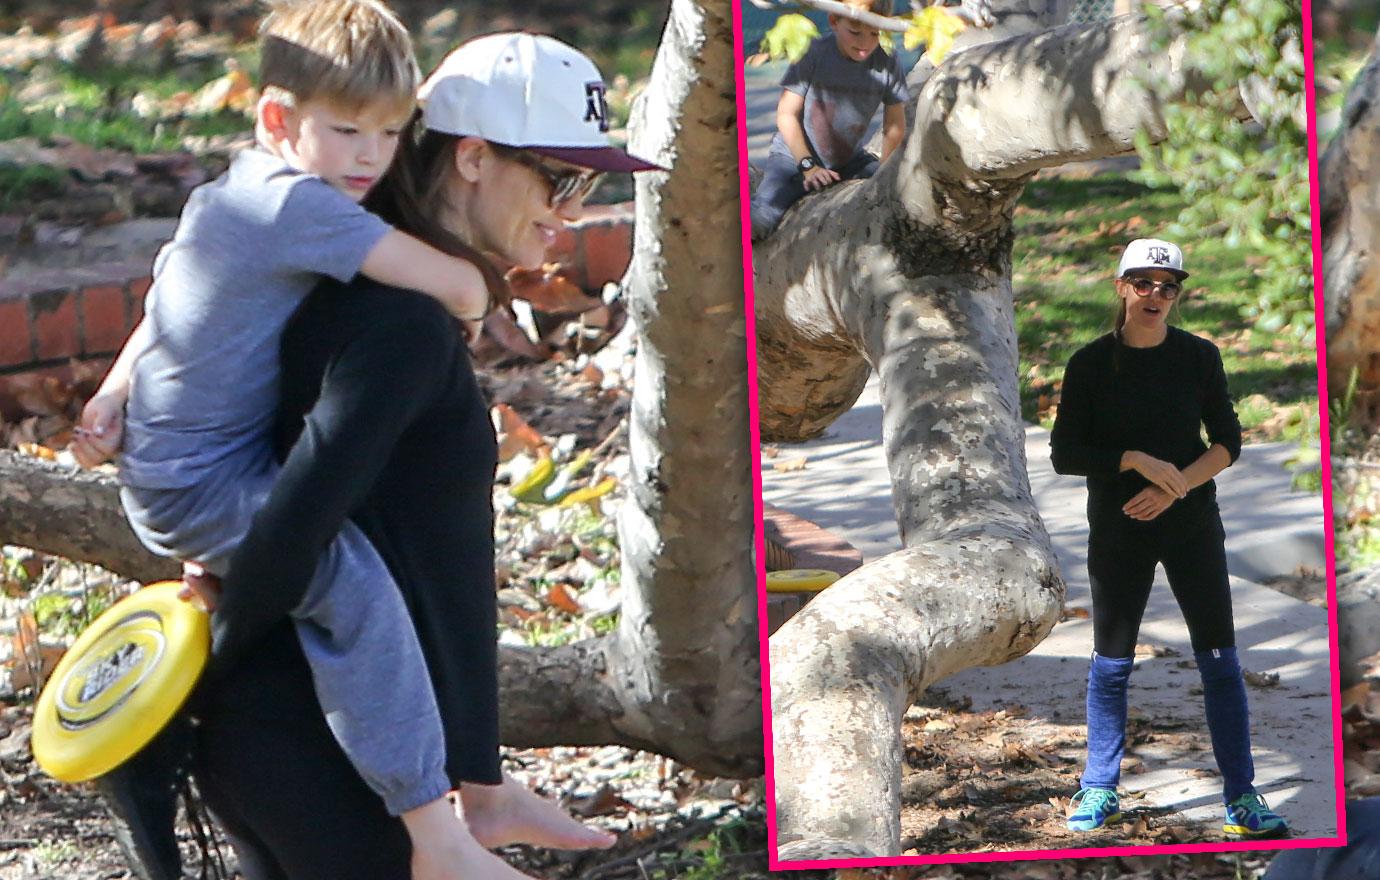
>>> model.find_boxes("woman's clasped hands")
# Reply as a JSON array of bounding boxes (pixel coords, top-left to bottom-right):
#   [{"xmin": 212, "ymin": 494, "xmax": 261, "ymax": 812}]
[{"xmin": 1121, "ymin": 450, "xmax": 1188, "ymax": 521}]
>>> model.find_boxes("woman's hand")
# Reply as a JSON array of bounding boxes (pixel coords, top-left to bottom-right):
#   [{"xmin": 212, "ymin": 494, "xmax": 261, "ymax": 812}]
[
  {"xmin": 1122, "ymin": 485, "xmax": 1176, "ymax": 521},
  {"xmin": 802, "ymin": 165, "xmax": 841, "ymax": 191},
  {"xmin": 1122, "ymin": 451, "xmax": 1188, "ymax": 499}
]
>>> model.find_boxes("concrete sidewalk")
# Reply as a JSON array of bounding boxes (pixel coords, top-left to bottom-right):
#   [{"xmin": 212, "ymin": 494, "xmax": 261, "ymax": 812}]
[{"xmin": 761, "ymin": 375, "xmax": 1338, "ymax": 841}]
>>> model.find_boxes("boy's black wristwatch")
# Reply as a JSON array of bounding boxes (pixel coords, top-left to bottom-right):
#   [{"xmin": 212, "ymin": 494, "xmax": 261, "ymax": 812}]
[{"xmin": 797, "ymin": 156, "xmax": 818, "ymax": 173}]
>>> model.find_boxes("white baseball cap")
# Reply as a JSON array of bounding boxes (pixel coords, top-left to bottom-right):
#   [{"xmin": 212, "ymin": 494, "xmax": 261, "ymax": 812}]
[
  {"xmin": 1117, "ymin": 238, "xmax": 1189, "ymax": 280},
  {"xmin": 417, "ymin": 32, "xmax": 662, "ymax": 173}
]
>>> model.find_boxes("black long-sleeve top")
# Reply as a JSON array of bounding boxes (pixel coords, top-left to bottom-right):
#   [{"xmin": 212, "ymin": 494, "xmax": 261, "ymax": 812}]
[
  {"xmin": 1049, "ymin": 327, "xmax": 1242, "ymax": 524},
  {"xmin": 209, "ymin": 279, "xmax": 502, "ymax": 785}
]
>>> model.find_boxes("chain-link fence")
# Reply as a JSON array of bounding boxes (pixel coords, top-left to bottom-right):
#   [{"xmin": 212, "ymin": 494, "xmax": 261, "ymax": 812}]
[{"xmin": 1068, "ymin": 0, "xmax": 1117, "ymax": 22}]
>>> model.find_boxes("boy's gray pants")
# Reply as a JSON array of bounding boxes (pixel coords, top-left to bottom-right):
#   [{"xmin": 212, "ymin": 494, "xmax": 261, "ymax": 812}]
[
  {"xmin": 749, "ymin": 150, "xmax": 880, "ymax": 240},
  {"xmin": 120, "ymin": 450, "xmax": 450, "ymax": 815}
]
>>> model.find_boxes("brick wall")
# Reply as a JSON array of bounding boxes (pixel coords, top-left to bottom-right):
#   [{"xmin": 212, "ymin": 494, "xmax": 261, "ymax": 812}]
[
  {"xmin": 0, "ymin": 262, "xmax": 152, "ymax": 375},
  {"xmin": 0, "ymin": 203, "xmax": 636, "ymax": 377}
]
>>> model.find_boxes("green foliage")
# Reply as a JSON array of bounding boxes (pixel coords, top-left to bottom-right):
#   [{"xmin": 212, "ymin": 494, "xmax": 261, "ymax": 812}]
[
  {"xmin": 758, "ymin": 14, "xmax": 820, "ymax": 63},
  {"xmin": 1134, "ymin": 0, "xmax": 1312, "ymax": 343},
  {"xmin": 1281, "ymin": 395, "xmax": 1322, "ymax": 493},
  {"xmin": 653, "ymin": 815, "xmax": 764, "ymax": 880},
  {"xmin": 31, "ymin": 578, "xmax": 121, "ymax": 638},
  {"xmin": 1313, "ymin": 4, "xmax": 1378, "ymax": 144}
]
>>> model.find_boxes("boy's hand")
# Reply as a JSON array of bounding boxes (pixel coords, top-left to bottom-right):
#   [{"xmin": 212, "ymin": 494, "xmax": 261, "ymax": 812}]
[
  {"xmin": 177, "ymin": 561, "xmax": 222, "ymax": 612},
  {"xmin": 72, "ymin": 393, "xmax": 126, "ymax": 468},
  {"xmin": 802, "ymin": 166, "xmax": 841, "ymax": 191}
]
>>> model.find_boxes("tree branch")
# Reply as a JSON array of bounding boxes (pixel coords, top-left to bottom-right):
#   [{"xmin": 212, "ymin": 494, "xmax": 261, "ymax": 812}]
[
  {"xmin": 903, "ymin": 15, "xmax": 1192, "ymax": 185},
  {"xmin": 769, "ymin": 269, "xmax": 1063, "ymax": 856},
  {"xmin": 752, "ymin": 0, "xmax": 994, "ymax": 30},
  {"xmin": 0, "ymin": 451, "xmax": 179, "ymax": 583}
]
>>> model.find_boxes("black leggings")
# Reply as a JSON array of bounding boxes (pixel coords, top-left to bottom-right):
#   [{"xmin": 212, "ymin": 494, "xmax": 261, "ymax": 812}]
[
  {"xmin": 191, "ymin": 627, "xmax": 412, "ymax": 880},
  {"xmin": 1087, "ymin": 502, "xmax": 1236, "ymax": 658}
]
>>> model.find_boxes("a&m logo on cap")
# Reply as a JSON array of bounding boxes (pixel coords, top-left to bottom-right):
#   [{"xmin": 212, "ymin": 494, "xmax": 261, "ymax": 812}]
[
  {"xmin": 1148, "ymin": 245, "xmax": 1171, "ymax": 265},
  {"xmin": 584, "ymin": 82, "xmax": 609, "ymax": 132}
]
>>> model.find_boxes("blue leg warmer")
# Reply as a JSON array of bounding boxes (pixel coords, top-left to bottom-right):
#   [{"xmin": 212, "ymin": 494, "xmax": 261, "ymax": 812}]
[
  {"xmin": 1081, "ymin": 652, "xmax": 1135, "ymax": 791},
  {"xmin": 1196, "ymin": 646, "xmax": 1255, "ymax": 803}
]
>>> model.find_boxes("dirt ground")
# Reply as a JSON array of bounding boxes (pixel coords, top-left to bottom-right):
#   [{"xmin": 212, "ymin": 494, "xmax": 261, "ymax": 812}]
[
  {"xmin": 893, "ymin": 572, "xmax": 1327, "ymax": 856},
  {"xmin": 898, "ymin": 690, "xmax": 1236, "ymax": 855},
  {"xmin": 0, "ymin": 718, "xmax": 771, "ymax": 880}
]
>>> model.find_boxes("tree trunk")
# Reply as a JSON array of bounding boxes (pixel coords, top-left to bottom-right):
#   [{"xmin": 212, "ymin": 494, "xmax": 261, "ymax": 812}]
[
  {"xmin": 0, "ymin": 0, "xmax": 762, "ymax": 780},
  {"xmin": 611, "ymin": 0, "xmax": 763, "ymax": 773},
  {"xmin": 759, "ymin": 16, "xmax": 1216, "ymax": 858},
  {"xmin": 1322, "ymin": 29, "xmax": 1380, "ymax": 403}
]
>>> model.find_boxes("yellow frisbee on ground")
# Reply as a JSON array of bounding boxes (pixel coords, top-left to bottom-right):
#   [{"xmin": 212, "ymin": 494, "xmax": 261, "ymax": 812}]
[
  {"xmin": 764, "ymin": 568, "xmax": 840, "ymax": 593},
  {"xmin": 32, "ymin": 581, "xmax": 210, "ymax": 782}
]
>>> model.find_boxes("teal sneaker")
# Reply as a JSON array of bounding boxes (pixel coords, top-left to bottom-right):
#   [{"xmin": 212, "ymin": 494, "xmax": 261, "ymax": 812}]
[
  {"xmin": 1066, "ymin": 787, "xmax": 1122, "ymax": 831},
  {"xmin": 1224, "ymin": 791, "xmax": 1289, "ymax": 839}
]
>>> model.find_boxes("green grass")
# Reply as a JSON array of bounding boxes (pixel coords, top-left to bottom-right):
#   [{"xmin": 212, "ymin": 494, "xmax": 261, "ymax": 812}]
[
  {"xmin": 644, "ymin": 814, "xmax": 770, "ymax": 880},
  {"xmin": 1012, "ymin": 173, "xmax": 1317, "ymax": 438},
  {"xmin": 0, "ymin": 162, "xmax": 66, "ymax": 203},
  {"xmin": 0, "ymin": 59, "xmax": 252, "ymax": 156}
]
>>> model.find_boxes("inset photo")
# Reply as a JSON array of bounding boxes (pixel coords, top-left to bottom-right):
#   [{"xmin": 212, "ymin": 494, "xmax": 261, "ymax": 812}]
[
  {"xmin": 748, "ymin": 0, "xmax": 1338, "ymax": 867},
  {"xmin": 0, "ymin": 1, "xmax": 765, "ymax": 878}
]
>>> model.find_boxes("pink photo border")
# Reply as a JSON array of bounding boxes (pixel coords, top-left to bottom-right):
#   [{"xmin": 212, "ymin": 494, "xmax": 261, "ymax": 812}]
[{"xmin": 736, "ymin": 0, "xmax": 1350, "ymax": 868}]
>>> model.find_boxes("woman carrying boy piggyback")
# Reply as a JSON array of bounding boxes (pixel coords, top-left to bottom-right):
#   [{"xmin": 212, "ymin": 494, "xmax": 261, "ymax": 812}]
[{"xmin": 72, "ymin": 1, "xmax": 632, "ymax": 878}]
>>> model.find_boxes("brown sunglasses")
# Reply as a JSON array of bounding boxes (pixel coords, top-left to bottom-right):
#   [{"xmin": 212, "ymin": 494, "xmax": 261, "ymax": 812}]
[
  {"xmin": 489, "ymin": 143, "xmax": 602, "ymax": 208},
  {"xmin": 1121, "ymin": 276, "xmax": 1183, "ymax": 300}
]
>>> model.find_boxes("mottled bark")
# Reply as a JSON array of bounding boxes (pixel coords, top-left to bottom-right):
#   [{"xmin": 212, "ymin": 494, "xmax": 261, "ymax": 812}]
[
  {"xmin": 1322, "ymin": 30, "xmax": 1380, "ymax": 400},
  {"xmin": 615, "ymin": 0, "xmax": 763, "ymax": 773},
  {"xmin": 0, "ymin": 0, "xmax": 760, "ymax": 779},
  {"xmin": 0, "ymin": 451, "xmax": 179, "ymax": 583},
  {"xmin": 761, "ymin": 15, "xmax": 1214, "ymax": 858}
]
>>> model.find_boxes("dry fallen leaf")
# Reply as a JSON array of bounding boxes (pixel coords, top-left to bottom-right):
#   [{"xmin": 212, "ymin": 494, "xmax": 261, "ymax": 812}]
[
  {"xmin": 1134, "ymin": 642, "xmax": 1180, "ymax": 659},
  {"xmin": 544, "ymin": 582, "xmax": 582, "ymax": 616},
  {"xmin": 190, "ymin": 59, "xmax": 256, "ymax": 115},
  {"xmin": 16, "ymin": 442, "xmax": 56, "ymax": 461},
  {"xmin": 567, "ymin": 783, "xmax": 634, "ymax": 818},
  {"xmin": 774, "ymin": 455, "xmax": 808, "ymax": 472},
  {"xmin": 578, "ymin": 363, "xmax": 603, "ymax": 386},
  {"xmin": 8, "ymin": 611, "xmax": 64, "ymax": 692},
  {"xmin": 492, "ymin": 403, "xmax": 548, "ymax": 462},
  {"xmin": 506, "ymin": 263, "xmax": 601, "ymax": 314}
]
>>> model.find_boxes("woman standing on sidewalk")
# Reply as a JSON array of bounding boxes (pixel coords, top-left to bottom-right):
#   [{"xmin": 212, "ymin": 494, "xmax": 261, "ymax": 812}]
[{"xmin": 1049, "ymin": 238, "xmax": 1288, "ymax": 839}]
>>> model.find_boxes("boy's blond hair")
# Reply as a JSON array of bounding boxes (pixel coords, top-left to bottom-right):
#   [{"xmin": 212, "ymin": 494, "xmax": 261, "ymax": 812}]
[
  {"xmin": 838, "ymin": 0, "xmax": 894, "ymax": 16},
  {"xmin": 259, "ymin": 0, "xmax": 419, "ymax": 116}
]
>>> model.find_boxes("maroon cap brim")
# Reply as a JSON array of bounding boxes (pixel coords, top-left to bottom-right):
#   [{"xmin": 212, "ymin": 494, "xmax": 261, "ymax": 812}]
[{"xmin": 525, "ymin": 145, "xmax": 665, "ymax": 173}]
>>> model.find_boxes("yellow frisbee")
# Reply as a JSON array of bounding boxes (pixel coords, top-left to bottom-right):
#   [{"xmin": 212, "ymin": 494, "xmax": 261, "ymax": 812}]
[
  {"xmin": 764, "ymin": 568, "xmax": 840, "ymax": 593},
  {"xmin": 32, "ymin": 581, "xmax": 210, "ymax": 782}
]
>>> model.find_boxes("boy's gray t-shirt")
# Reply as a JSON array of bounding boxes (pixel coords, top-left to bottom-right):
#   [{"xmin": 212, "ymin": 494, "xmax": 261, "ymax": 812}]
[
  {"xmin": 769, "ymin": 33, "xmax": 910, "ymax": 170},
  {"xmin": 122, "ymin": 148, "xmax": 390, "ymax": 489}
]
